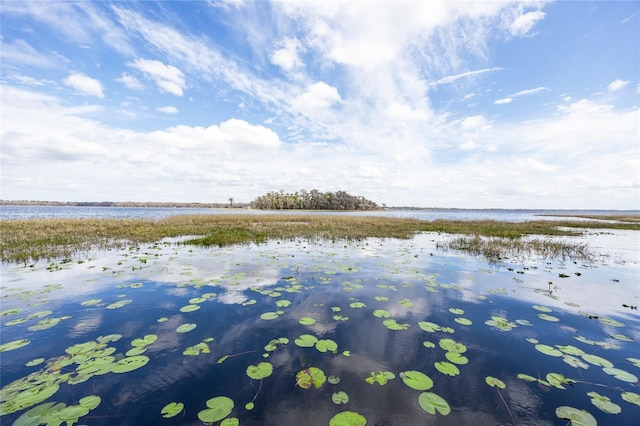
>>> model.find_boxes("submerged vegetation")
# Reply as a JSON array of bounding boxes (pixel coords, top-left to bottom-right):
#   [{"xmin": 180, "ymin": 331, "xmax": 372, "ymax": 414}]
[{"xmin": 1, "ymin": 214, "xmax": 638, "ymax": 263}]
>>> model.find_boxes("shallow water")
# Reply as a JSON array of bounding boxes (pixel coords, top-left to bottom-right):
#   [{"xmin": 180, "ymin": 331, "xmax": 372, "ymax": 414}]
[{"xmin": 1, "ymin": 231, "xmax": 639, "ymax": 425}]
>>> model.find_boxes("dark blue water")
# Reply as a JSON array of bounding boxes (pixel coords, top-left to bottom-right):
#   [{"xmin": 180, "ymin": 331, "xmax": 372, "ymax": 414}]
[
  {"xmin": 1, "ymin": 204, "xmax": 637, "ymax": 221},
  {"xmin": 1, "ymin": 235, "xmax": 638, "ymax": 425}
]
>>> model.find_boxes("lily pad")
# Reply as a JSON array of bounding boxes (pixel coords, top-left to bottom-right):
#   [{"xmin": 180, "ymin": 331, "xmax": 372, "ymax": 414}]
[
  {"xmin": 296, "ymin": 367, "xmax": 326, "ymax": 389},
  {"xmin": 179, "ymin": 304, "xmax": 200, "ymax": 313},
  {"xmin": 299, "ymin": 317, "xmax": 316, "ymax": 325},
  {"xmin": 0, "ymin": 339, "xmax": 31, "ymax": 352},
  {"xmin": 110, "ymin": 355, "xmax": 149, "ymax": 373},
  {"xmin": 434, "ymin": 361, "xmax": 460, "ymax": 376},
  {"xmin": 332, "ymin": 391, "xmax": 349, "ymax": 404},
  {"xmin": 602, "ymin": 367, "xmax": 638, "ymax": 383},
  {"xmin": 445, "ymin": 352, "xmax": 469, "ymax": 364},
  {"xmin": 198, "ymin": 396, "xmax": 234, "ymax": 423},
  {"xmin": 485, "ymin": 376, "xmax": 505, "ymax": 389},
  {"xmin": 535, "ymin": 344, "xmax": 563, "ymax": 357},
  {"xmin": 246, "ymin": 362, "xmax": 273, "ymax": 380},
  {"xmin": 260, "ymin": 312, "xmax": 280, "ymax": 320},
  {"xmin": 399, "ymin": 370, "xmax": 433, "ymax": 390},
  {"xmin": 538, "ymin": 314, "xmax": 560, "ymax": 322},
  {"xmin": 533, "ymin": 305, "xmax": 552, "ymax": 312},
  {"xmin": 366, "ymin": 371, "xmax": 395, "ymax": 385},
  {"xmin": 454, "ymin": 317, "xmax": 472, "ymax": 326},
  {"xmin": 587, "ymin": 391, "xmax": 621, "ymax": 414},
  {"xmin": 418, "ymin": 321, "xmax": 440, "ymax": 332},
  {"xmin": 621, "ymin": 391, "xmax": 640, "ymax": 406},
  {"xmin": 555, "ymin": 406, "xmax": 597, "ymax": 426},
  {"xmin": 221, "ymin": 418, "xmax": 239, "ymax": 426},
  {"xmin": 315, "ymin": 339, "xmax": 338, "ymax": 353},
  {"xmin": 373, "ymin": 309, "xmax": 391, "ymax": 318},
  {"xmin": 176, "ymin": 323, "xmax": 196, "ymax": 333},
  {"xmin": 131, "ymin": 334, "xmax": 158, "ymax": 347},
  {"xmin": 329, "ymin": 411, "xmax": 366, "ymax": 426},
  {"xmin": 294, "ymin": 334, "xmax": 318, "ymax": 348},
  {"xmin": 581, "ymin": 354, "xmax": 613, "ymax": 368},
  {"xmin": 418, "ymin": 392, "xmax": 450, "ymax": 415},
  {"xmin": 598, "ymin": 317, "xmax": 624, "ymax": 327},
  {"xmin": 383, "ymin": 318, "xmax": 409, "ymax": 330},
  {"xmin": 449, "ymin": 308, "xmax": 464, "ymax": 315},
  {"xmin": 438, "ymin": 338, "xmax": 467, "ymax": 353}
]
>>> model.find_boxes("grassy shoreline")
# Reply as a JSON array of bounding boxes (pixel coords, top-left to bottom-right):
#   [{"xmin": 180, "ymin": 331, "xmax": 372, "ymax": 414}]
[{"xmin": 1, "ymin": 214, "xmax": 638, "ymax": 264}]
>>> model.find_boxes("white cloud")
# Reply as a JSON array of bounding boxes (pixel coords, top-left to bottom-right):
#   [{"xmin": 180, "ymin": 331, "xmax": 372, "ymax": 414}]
[
  {"xmin": 127, "ymin": 59, "xmax": 186, "ymax": 96},
  {"xmin": 292, "ymin": 82, "xmax": 341, "ymax": 114},
  {"xmin": 271, "ymin": 37, "xmax": 303, "ymax": 71},
  {"xmin": 494, "ymin": 86, "xmax": 549, "ymax": 104},
  {"xmin": 432, "ymin": 67, "xmax": 503, "ymax": 86},
  {"xmin": 494, "ymin": 97, "xmax": 513, "ymax": 105},
  {"xmin": 0, "ymin": 39, "xmax": 61, "ymax": 69},
  {"xmin": 504, "ymin": 8, "xmax": 546, "ymax": 37},
  {"xmin": 116, "ymin": 73, "xmax": 144, "ymax": 90},
  {"xmin": 63, "ymin": 73, "xmax": 105, "ymax": 98},
  {"xmin": 156, "ymin": 106, "xmax": 179, "ymax": 115},
  {"xmin": 608, "ymin": 79, "xmax": 629, "ymax": 92}
]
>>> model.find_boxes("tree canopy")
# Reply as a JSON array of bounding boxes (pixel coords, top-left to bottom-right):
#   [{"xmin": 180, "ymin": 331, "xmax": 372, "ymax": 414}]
[{"xmin": 250, "ymin": 190, "xmax": 380, "ymax": 211}]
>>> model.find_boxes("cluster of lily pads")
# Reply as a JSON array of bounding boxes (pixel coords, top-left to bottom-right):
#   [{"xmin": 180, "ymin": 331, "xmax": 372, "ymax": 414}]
[{"xmin": 1, "ymin": 236, "xmax": 639, "ymax": 425}]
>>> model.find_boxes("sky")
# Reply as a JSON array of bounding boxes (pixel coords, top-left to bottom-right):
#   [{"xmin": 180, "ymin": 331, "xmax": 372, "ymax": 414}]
[{"xmin": 0, "ymin": 0, "xmax": 638, "ymax": 209}]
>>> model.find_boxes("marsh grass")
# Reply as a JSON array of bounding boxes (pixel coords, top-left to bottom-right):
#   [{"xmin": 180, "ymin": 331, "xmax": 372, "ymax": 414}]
[{"xmin": 1, "ymin": 214, "xmax": 638, "ymax": 263}]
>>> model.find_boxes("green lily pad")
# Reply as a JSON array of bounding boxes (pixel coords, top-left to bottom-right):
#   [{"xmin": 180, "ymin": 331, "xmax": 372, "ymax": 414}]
[
  {"xmin": 366, "ymin": 371, "xmax": 395, "ymax": 385},
  {"xmin": 183, "ymin": 342, "xmax": 210, "ymax": 356},
  {"xmin": 515, "ymin": 319, "xmax": 533, "ymax": 326},
  {"xmin": 373, "ymin": 309, "xmax": 391, "ymax": 318},
  {"xmin": 332, "ymin": 391, "xmax": 349, "ymax": 404},
  {"xmin": 329, "ymin": 411, "xmax": 366, "ymax": 426},
  {"xmin": 621, "ymin": 391, "xmax": 640, "ymax": 406},
  {"xmin": 555, "ymin": 406, "xmax": 597, "ymax": 426},
  {"xmin": 563, "ymin": 355, "xmax": 589, "ymax": 369},
  {"xmin": 296, "ymin": 367, "xmax": 326, "ymax": 389},
  {"xmin": 485, "ymin": 376, "xmax": 505, "ymax": 389},
  {"xmin": 627, "ymin": 357, "xmax": 640, "ymax": 368},
  {"xmin": 106, "ymin": 299, "xmax": 132, "ymax": 309},
  {"xmin": 131, "ymin": 334, "xmax": 158, "ymax": 347},
  {"xmin": 538, "ymin": 314, "xmax": 560, "ymax": 322},
  {"xmin": 383, "ymin": 318, "xmax": 409, "ymax": 330},
  {"xmin": 454, "ymin": 317, "xmax": 472, "ymax": 326},
  {"xmin": 110, "ymin": 355, "xmax": 149, "ymax": 373},
  {"xmin": 581, "ymin": 354, "xmax": 613, "ymax": 368},
  {"xmin": 557, "ymin": 345, "xmax": 584, "ymax": 356},
  {"xmin": 399, "ymin": 370, "xmax": 433, "ymax": 390},
  {"xmin": 445, "ymin": 352, "xmax": 469, "ymax": 364},
  {"xmin": 517, "ymin": 373, "xmax": 537, "ymax": 382},
  {"xmin": 221, "ymin": 418, "xmax": 239, "ymax": 426},
  {"xmin": 246, "ymin": 362, "xmax": 273, "ymax": 380},
  {"xmin": 434, "ymin": 361, "xmax": 459, "ymax": 376},
  {"xmin": 448, "ymin": 308, "xmax": 464, "ymax": 315},
  {"xmin": 349, "ymin": 302, "xmax": 366, "ymax": 308},
  {"xmin": 535, "ymin": 344, "xmax": 563, "ymax": 357},
  {"xmin": 161, "ymin": 402, "xmax": 184, "ymax": 418},
  {"xmin": 78, "ymin": 395, "xmax": 101, "ymax": 409},
  {"xmin": 25, "ymin": 358, "xmax": 45, "ymax": 367},
  {"xmin": 611, "ymin": 334, "xmax": 633, "ymax": 342},
  {"xmin": 423, "ymin": 341, "xmax": 436, "ymax": 348},
  {"xmin": 198, "ymin": 396, "xmax": 234, "ymax": 423},
  {"xmin": 485, "ymin": 316, "xmax": 517, "ymax": 331},
  {"xmin": 439, "ymin": 338, "xmax": 467, "ymax": 353},
  {"xmin": 260, "ymin": 312, "xmax": 280, "ymax": 320},
  {"xmin": 80, "ymin": 299, "xmax": 102, "ymax": 306},
  {"xmin": 546, "ymin": 373, "xmax": 574, "ymax": 389},
  {"xmin": 57, "ymin": 404, "xmax": 90, "ymax": 420},
  {"xmin": 328, "ymin": 375, "xmax": 340, "ymax": 384},
  {"xmin": 598, "ymin": 317, "xmax": 624, "ymax": 327},
  {"xmin": 602, "ymin": 367, "xmax": 638, "ymax": 383},
  {"xmin": 294, "ymin": 334, "xmax": 318, "ymax": 348},
  {"xmin": 587, "ymin": 391, "xmax": 621, "ymax": 414},
  {"xmin": 0, "ymin": 339, "xmax": 31, "ymax": 352},
  {"xmin": 418, "ymin": 321, "xmax": 440, "ymax": 332},
  {"xmin": 315, "ymin": 339, "xmax": 338, "ymax": 353},
  {"xmin": 276, "ymin": 299, "xmax": 291, "ymax": 307},
  {"xmin": 533, "ymin": 305, "xmax": 552, "ymax": 312},
  {"xmin": 0, "ymin": 307, "xmax": 23, "ymax": 316},
  {"xmin": 96, "ymin": 334, "xmax": 122, "ymax": 343},
  {"xmin": 418, "ymin": 392, "xmax": 450, "ymax": 415},
  {"xmin": 179, "ymin": 304, "xmax": 200, "ymax": 313},
  {"xmin": 176, "ymin": 323, "xmax": 196, "ymax": 333},
  {"xmin": 299, "ymin": 317, "xmax": 316, "ymax": 325}
]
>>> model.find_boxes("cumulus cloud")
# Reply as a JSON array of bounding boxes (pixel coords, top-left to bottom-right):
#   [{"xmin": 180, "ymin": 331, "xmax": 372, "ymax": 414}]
[
  {"xmin": 292, "ymin": 82, "xmax": 341, "ymax": 116},
  {"xmin": 116, "ymin": 73, "xmax": 144, "ymax": 90},
  {"xmin": 608, "ymin": 79, "xmax": 629, "ymax": 92},
  {"xmin": 127, "ymin": 59, "xmax": 186, "ymax": 96},
  {"xmin": 271, "ymin": 37, "xmax": 303, "ymax": 71},
  {"xmin": 156, "ymin": 106, "xmax": 178, "ymax": 114},
  {"xmin": 63, "ymin": 73, "xmax": 105, "ymax": 98}
]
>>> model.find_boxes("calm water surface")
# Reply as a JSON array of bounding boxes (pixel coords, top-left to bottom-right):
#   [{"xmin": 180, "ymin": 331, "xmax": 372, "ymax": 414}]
[
  {"xmin": 1, "ymin": 205, "xmax": 638, "ymax": 221},
  {"xmin": 1, "ymin": 228, "xmax": 639, "ymax": 425}
]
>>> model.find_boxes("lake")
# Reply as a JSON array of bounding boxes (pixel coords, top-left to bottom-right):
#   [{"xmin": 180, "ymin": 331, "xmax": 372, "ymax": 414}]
[{"xmin": 1, "ymin": 210, "xmax": 639, "ymax": 425}]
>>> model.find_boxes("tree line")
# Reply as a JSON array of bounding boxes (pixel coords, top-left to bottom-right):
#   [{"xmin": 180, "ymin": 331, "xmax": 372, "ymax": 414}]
[{"xmin": 249, "ymin": 189, "xmax": 380, "ymax": 210}]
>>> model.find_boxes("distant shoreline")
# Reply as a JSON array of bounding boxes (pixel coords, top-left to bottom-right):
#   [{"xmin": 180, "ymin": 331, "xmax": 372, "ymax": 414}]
[{"xmin": 1, "ymin": 200, "xmax": 638, "ymax": 213}]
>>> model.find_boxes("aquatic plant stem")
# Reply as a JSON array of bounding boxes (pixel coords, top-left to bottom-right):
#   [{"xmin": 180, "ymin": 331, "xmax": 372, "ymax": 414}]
[{"xmin": 495, "ymin": 388, "xmax": 515, "ymax": 422}]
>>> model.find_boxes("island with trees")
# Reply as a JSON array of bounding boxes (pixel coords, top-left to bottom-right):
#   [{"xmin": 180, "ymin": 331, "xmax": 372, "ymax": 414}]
[{"xmin": 250, "ymin": 189, "xmax": 380, "ymax": 210}]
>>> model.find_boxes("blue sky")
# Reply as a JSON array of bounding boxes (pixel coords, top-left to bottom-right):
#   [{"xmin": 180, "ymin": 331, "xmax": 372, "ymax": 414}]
[{"xmin": 1, "ymin": 1, "xmax": 638, "ymax": 209}]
